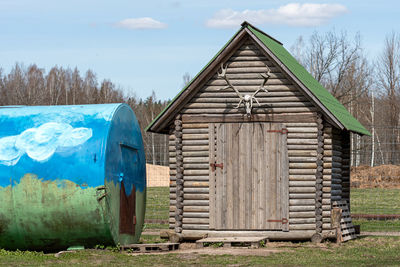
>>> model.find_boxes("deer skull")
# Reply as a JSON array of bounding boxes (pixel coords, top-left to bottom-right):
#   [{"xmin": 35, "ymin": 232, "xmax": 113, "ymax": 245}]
[{"xmin": 218, "ymin": 63, "xmax": 270, "ymax": 116}]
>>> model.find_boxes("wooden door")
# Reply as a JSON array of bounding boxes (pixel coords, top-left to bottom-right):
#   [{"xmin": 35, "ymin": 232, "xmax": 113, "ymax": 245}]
[{"xmin": 209, "ymin": 123, "xmax": 289, "ymax": 231}]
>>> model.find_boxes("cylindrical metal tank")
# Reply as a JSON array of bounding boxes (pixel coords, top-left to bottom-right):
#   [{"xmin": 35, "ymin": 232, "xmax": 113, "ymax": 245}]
[{"xmin": 0, "ymin": 104, "xmax": 146, "ymax": 250}]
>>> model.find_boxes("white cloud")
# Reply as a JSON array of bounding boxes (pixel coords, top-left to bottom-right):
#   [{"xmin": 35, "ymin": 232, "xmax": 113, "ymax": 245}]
[
  {"xmin": 116, "ymin": 17, "xmax": 167, "ymax": 30},
  {"xmin": 206, "ymin": 3, "xmax": 348, "ymax": 28},
  {"xmin": 0, "ymin": 122, "xmax": 92, "ymax": 165}
]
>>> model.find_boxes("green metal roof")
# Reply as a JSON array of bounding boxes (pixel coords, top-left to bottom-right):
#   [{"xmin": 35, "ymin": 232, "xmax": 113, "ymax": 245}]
[
  {"xmin": 146, "ymin": 22, "xmax": 370, "ymax": 136},
  {"xmin": 247, "ymin": 25, "xmax": 370, "ymax": 136}
]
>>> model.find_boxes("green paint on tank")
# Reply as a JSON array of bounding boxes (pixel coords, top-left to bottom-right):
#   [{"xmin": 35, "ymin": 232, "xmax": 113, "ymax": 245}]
[{"xmin": 0, "ymin": 174, "xmax": 145, "ymax": 251}]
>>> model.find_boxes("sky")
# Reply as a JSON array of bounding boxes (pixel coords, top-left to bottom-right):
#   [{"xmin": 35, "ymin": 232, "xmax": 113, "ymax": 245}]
[{"xmin": 0, "ymin": 0, "xmax": 399, "ymax": 101}]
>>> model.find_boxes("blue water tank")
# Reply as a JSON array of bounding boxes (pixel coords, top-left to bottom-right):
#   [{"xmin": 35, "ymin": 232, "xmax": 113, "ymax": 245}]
[{"xmin": 0, "ymin": 104, "xmax": 146, "ymax": 250}]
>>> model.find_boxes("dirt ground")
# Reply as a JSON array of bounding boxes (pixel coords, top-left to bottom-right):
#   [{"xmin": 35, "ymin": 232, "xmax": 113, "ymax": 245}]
[
  {"xmin": 127, "ymin": 241, "xmax": 335, "ymax": 257},
  {"xmin": 351, "ymin": 165, "xmax": 400, "ymax": 188}
]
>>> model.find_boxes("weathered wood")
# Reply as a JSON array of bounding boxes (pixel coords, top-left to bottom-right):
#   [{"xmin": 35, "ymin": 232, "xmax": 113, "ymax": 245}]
[
  {"xmin": 182, "ymin": 113, "xmax": 317, "ymax": 123},
  {"xmin": 315, "ymin": 113, "xmax": 324, "ymax": 234},
  {"xmin": 182, "ymin": 107, "xmax": 316, "ymax": 114},
  {"xmin": 174, "ymin": 115, "xmax": 184, "ymax": 234}
]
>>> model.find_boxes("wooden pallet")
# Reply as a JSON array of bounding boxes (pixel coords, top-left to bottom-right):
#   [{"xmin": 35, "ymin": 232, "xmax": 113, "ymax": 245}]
[
  {"xmin": 196, "ymin": 236, "xmax": 268, "ymax": 249},
  {"xmin": 120, "ymin": 243, "xmax": 179, "ymax": 253},
  {"xmin": 333, "ymin": 200, "xmax": 357, "ymax": 241}
]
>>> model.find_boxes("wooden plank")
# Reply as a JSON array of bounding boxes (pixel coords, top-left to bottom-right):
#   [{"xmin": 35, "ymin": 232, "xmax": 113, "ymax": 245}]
[
  {"xmin": 232, "ymin": 123, "xmax": 240, "ymax": 229},
  {"xmin": 216, "ymin": 123, "xmax": 224, "ymax": 229},
  {"xmin": 281, "ymin": 123, "xmax": 289, "ymax": 231},
  {"xmin": 251, "ymin": 123, "xmax": 258, "ymax": 229},
  {"xmin": 225, "ymin": 123, "xmax": 233, "ymax": 229},
  {"xmin": 238, "ymin": 123, "xmax": 247, "ymax": 229},
  {"xmin": 208, "ymin": 123, "xmax": 216, "ymax": 229},
  {"xmin": 245, "ymin": 123, "xmax": 253, "ymax": 229}
]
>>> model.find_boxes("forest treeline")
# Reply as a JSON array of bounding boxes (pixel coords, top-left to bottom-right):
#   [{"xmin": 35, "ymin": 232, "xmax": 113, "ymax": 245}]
[
  {"xmin": 1, "ymin": 30, "xmax": 400, "ymax": 166},
  {"xmin": 0, "ymin": 64, "xmax": 170, "ymax": 165}
]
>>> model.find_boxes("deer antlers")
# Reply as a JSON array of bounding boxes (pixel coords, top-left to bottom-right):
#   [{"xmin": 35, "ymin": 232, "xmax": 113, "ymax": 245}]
[{"xmin": 217, "ymin": 63, "xmax": 271, "ymax": 115}]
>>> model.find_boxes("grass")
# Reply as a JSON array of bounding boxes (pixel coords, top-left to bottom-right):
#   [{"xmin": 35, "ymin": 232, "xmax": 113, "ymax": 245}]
[
  {"xmin": 143, "ymin": 187, "xmax": 400, "ymax": 232},
  {"xmin": 144, "ymin": 187, "xmax": 169, "ymax": 230},
  {"xmin": 1, "ymin": 236, "xmax": 400, "ymax": 266},
  {"xmin": 351, "ymin": 188, "xmax": 400, "ymax": 232},
  {"xmin": 351, "ymin": 188, "xmax": 400, "ymax": 215}
]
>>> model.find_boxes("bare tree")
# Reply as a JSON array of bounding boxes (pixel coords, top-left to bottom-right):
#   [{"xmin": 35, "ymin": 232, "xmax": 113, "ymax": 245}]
[{"xmin": 377, "ymin": 32, "xmax": 400, "ymax": 164}]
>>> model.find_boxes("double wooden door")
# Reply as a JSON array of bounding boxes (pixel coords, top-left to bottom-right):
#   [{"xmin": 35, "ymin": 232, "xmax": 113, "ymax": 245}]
[{"xmin": 209, "ymin": 123, "xmax": 289, "ymax": 231}]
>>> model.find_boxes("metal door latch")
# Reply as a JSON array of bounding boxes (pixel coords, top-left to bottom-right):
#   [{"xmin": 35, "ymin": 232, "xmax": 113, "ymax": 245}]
[{"xmin": 210, "ymin": 163, "xmax": 224, "ymax": 171}]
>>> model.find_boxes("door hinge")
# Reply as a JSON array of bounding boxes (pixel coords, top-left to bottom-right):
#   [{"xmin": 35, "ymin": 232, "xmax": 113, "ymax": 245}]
[
  {"xmin": 267, "ymin": 128, "xmax": 288, "ymax": 134},
  {"xmin": 210, "ymin": 163, "xmax": 224, "ymax": 172},
  {"xmin": 267, "ymin": 218, "xmax": 288, "ymax": 224}
]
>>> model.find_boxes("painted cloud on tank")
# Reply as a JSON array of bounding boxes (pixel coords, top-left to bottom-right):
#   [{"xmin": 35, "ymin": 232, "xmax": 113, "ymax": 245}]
[{"xmin": 0, "ymin": 122, "xmax": 92, "ymax": 165}]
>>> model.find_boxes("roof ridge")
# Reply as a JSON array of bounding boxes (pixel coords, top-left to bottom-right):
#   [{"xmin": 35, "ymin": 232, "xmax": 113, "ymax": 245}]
[{"xmin": 241, "ymin": 21, "xmax": 283, "ymax": 45}]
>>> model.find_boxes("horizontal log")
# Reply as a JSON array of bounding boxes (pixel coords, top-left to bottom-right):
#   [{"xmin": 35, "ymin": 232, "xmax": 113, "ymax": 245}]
[
  {"xmin": 289, "ymin": 187, "xmax": 316, "ymax": 193},
  {"xmin": 288, "ymin": 150, "xmax": 317, "ymax": 157},
  {"xmin": 185, "ymin": 102, "xmax": 313, "ymax": 109},
  {"xmin": 183, "ymin": 218, "xmax": 209, "ymax": 224},
  {"xmin": 182, "ymin": 123, "xmax": 208, "ymax": 128},
  {"xmin": 184, "ymin": 194, "xmax": 209, "ymax": 200},
  {"xmin": 289, "ymin": 193, "xmax": 316, "ymax": 199},
  {"xmin": 182, "ymin": 140, "xmax": 208, "ymax": 145},
  {"xmin": 183, "ymin": 206, "xmax": 210, "ymax": 212},
  {"xmin": 182, "ymin": 113, "xmax": 317, "ymax": 123},
  {"xmin": 183, "ymin": 163, "xmax": 209, "ymax": 169},
  {"xmin": 183, "ymin": 176, "xmax": 210, "ymax": 181},
  {"xmin": 289, "ymin": 163, "xmax": 317, "ymax": 169},
  {"xmin": 287, "ymin": 133, "xmax": 317, "ymax": 139},
  {"xmin": 289, "ymin": 175, "xmax": 316, "ymax": 181},
  {"xmin": 196, "ymin": 91, "xmax": 303, "ymax": 98},
  {"xmin": 182, "ymin": 145, "xmax": 209, "ymax": 151},
  {"xmin": 184, "ymin": 181, "xmax": 209, "ymax": 187},
  {"xmin": 286, "ymin": 127, "xmax": 317, "ymax": 133},
  {"xmin": 227, "ymin": 60, "xmax": 272, "ymax": 68},
  {"xmin": 207, "ymin": 78, "xmax": 291, "ymax": 86},
  {"xmin": 184, "ymin": 170, "xmax": 209, "ymax": 175},
  {"xmin": 173, "ymin": 230, "xmax": 336, "ymax": 241},
  {"xmin": 289, "ymin": 205, "xmax": 329, "ymax": 212},
  {"xmin": 287, "ymin": 139, "xmax": 318, "ymax": 145},
  {"xmin": 289, "ymin": 211, "xmax": 315, "ymax": 218},
  {"xmin": 184, "ymin": 188, "xmax": 209, "ymax": 193},
  {"xmin": 286, "ymin": 122, "xmax": 318, "ymax": 127},
  {"xmin": 182, "ymin": 134, "xmax": 209, "ymax": 140},
  {"xmin": 289, "ymin": 224, "xmax": 316, "ymax": 230},
  {"xmin": 210, "ymin": 71, "xmax": 285, "ymax": 80},
  {"xmin": 289, "ymin": 199, "xmax": 315, "ymax": 205},
  {"xmin": 181, "ymin": 107, "xmax": 316, "ymax": 114},
  {"xmin": 223, "ymin": 66, "xmax": 281, "ymax": 74},
  {"xmin": 182, "ymin": 128, "xmax": 208, "ymax": 134},
  {"xmin": 289, "ymin": 169, "xmax": 316, "ymax": 175},
  {"xmin": 183, "ymin": 212, "xmax": 209, "ymax": 218},
  {"xmin": 183, "ymin": 200, "xmax": 209, "ymax": 206},
  {"xmin": 182, "ymin": 224, "xmax": 210, "ymax": 230},
  {"xmin": 184, "ymin": 157, "xmax": 209, "ymax": 163},
  {"xmin": 289, "ymin": 218, "xmax": 316, "ymax": 224},
  {"xmin": 182, "ymin": 151, "xmax": 209, "ymax": 157},
  {"xmin": 289, "ymin": 157, "xmax": 317, "ymax": 163},
  {"xmin": 191, "ymin": 96, "xmax": 307, "ymax": 103},
  {"xmin": 227, "ymin": 55, "xmax": 269, "ymax": 62},
  {"xmin": 289, "ymin": 181, "xmax": 315, "ymax": 187}
]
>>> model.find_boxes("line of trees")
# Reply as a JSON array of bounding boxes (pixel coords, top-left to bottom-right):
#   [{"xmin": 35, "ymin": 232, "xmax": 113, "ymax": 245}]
[
  {"xmin": 0, "ymin": 63, "xmax": 170, "ymax": 165},
  {"xmin": 291, "ymin": 30, "xmax": 400, "ymax": 166}
]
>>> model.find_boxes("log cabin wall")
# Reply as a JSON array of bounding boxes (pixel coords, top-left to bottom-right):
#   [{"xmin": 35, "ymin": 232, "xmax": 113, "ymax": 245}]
[
  {"xmin": 341, "ymin": 132, "xmax": 351, "ymax": 204},
  {"xmin": 168, "ymin": 37, "xmax": 336, "ymax": 232}
]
